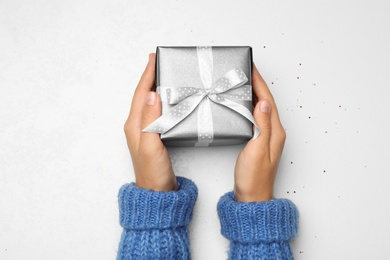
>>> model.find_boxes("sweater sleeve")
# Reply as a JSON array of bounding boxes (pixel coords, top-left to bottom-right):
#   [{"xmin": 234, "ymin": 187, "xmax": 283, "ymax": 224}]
[
  {"xmin": 217, "ymin": 192, "xmax": 299, "ymax": 260},
  {"xmin": 116, "ymin": 176, "xmax": 198, "ymax": 260}
]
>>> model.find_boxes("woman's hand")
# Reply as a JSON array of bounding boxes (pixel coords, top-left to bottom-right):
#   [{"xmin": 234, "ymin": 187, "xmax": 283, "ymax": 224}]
[
  {"xmin": 234, "ymin": 64, "xmax": 286, "ymax": 202},
  {"xmin": 124, "ymin": 53, "xmax": 177, "ymax": 192}
]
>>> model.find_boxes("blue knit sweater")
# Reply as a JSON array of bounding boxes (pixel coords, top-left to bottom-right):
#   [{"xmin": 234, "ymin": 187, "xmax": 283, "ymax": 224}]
[{"xmin": 117, "ymin": 177, "xmax": 298, "ymax": 259}]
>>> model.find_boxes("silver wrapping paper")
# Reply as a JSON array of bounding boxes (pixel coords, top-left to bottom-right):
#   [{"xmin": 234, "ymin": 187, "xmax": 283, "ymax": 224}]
[{"xmin": 156, "ymin": 46, "xmax": 253, "ymax": 146}]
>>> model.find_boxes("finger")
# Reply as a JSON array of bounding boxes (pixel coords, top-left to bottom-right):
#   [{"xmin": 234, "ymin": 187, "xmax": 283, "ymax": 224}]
[
  {"xmin": 255, "ymin": 100, "xmax": 272, "ymax": 142},
  {"xmin": 252, "ymin": 64, "xmax": 286, "ymax": 158},
  {"xmin": 139, "ymin": 91, "xmax": 165, "ymax": 156},
  {"xmin": 245, "ymin": 100, "xmax": 272, "ymax": 152},
  {"xmin": 252, "ymin": 63, "xmax": 274, "ymax": 103},
  {"xmin": 124, "ymin": 53, "xmax": 156, "ymax": 149},
  {"xmin": 252, "ymin": 63, "xmax": 283, "ymax": 129},
  {"xmin": 136, "ymin": 53, "xmax": 157, "ymax": 93},
  {"xmin": 252, "ymin": 63, "xmax": 286, "ymax": 157},
  {"xmin": 128, "ymin": 53, "xmax": 156, "ymax": 126}
]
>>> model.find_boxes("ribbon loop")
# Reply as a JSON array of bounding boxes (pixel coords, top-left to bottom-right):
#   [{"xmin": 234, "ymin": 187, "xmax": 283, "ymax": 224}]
[{"xmin": 167, "ymin": 87, "xmax": 200, "ymax": 105}]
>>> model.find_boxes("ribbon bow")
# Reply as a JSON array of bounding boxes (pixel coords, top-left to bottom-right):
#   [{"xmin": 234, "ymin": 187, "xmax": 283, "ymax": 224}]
[{"xmin": 143, "ymin": 46, "xmax": 260, "ymax": 145}]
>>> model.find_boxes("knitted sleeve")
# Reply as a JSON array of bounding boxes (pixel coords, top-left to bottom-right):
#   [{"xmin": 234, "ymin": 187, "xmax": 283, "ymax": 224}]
[
  {"xmin": 217, "ymin": 192, "xmax": 299, "ymax": 260},
  {"xmin": 116, "ymin": 176, "xmax": 198, "ymax": 260}
]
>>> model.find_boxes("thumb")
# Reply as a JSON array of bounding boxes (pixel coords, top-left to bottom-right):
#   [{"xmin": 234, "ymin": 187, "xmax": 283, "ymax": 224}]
[
  {"xmin": 139, "ymin": 92, "xmax": 164, "ymax": 152},
  {"xmin": 253, "ymin": 99, "xmax": 272, "ymax": 144}
]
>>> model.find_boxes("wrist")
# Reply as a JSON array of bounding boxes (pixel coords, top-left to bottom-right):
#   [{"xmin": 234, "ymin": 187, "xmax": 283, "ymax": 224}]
[
  {"xmin": 136, "ymin": 175, "xmax": 178, "ymax": 192},
  {"xmin": 234, "ymin": 187, "xmax": 273, "ymax": 202}
]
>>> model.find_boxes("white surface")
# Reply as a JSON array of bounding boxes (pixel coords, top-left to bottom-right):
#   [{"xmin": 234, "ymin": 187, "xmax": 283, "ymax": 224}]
[{"xmin": 1, "ymin": 0, "xmax": 390, "ymax": 259}]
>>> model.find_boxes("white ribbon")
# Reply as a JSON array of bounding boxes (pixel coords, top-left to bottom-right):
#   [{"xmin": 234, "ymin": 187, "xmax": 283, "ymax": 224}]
[
  {"xmin": 195, "ymin": 46, "xmax": 214, "ymax": 146},
  {"xmin": 143, "ymin": 46, "xmax": 260, "ymax": 144}
]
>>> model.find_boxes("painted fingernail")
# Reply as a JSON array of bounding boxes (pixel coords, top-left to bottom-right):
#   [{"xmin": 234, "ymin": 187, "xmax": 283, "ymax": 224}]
[
  {"xmin": 260, "ymin": 100, "xmax": 271, "ymax": 113},
  {"xmin": 146, "ymin": 92, "xmax": 156, "ymax": 106}
]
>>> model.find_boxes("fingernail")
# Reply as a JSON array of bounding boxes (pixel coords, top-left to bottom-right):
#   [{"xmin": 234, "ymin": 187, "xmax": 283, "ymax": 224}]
[
  {"xmin": 146, "ymin": 92, "xmax": 156, "ymax": 106},
  {"xmin": 148, "ymin": 53, "xmax": 153, "ymax": 62},
  {"xmin": 260, "ymin": 100, "xmax": 271, "ymax": 113}
]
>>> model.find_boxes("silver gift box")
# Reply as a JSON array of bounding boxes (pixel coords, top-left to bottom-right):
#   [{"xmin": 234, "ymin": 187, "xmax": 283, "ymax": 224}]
[{"xmin": 156, "ymin": 46, "xmax": 253, "ymax": 146}]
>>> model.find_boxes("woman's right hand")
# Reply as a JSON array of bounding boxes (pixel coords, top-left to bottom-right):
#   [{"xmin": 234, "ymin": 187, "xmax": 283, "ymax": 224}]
[{"xmin": 234, "ymin": 63, "xmax": 286, "ymax": 202}]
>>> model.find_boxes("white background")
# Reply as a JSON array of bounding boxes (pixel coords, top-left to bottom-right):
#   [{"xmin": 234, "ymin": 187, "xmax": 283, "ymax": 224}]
[{"xmin": 1, "ymin": 0, "xmax": 390, "ymax": 259}]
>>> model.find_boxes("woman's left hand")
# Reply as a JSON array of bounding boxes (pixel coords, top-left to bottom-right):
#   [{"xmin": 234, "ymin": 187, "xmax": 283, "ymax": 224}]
[{"xmin": 124, "ymin": 53, "xmax": 177, "ymax": 192}]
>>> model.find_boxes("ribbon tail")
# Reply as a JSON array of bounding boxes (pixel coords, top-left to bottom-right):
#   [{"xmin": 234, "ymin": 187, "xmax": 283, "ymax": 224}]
[
  {"xmin": 142, "ymin": 93, "xmax": 206, "ymax": 134},
  {"xmin": 209, "ymin": 96, "xmax": 260, "ymax": 139},
  {"xmin": 195, "ymin": 98, "xmax": 214, "ymax": 146}
]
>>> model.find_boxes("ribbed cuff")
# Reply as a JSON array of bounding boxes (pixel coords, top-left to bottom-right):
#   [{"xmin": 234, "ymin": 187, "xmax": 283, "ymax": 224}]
[
  {"xmin": 217, "ymin": 192, "xmax": 298, "ymax": 243},
  {"xmin": 118, "ymin": 176, "xmax": 198, "ymax": 230}
]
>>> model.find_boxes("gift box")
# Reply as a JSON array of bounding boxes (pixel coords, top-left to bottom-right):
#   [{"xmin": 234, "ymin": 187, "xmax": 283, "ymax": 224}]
[{"xmin": 143, "ymin": 46, "xmax": 259, "ymax": 146}]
